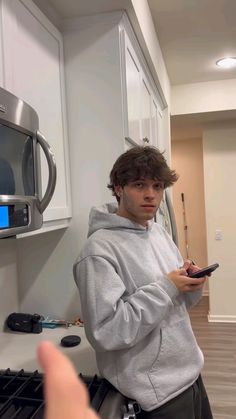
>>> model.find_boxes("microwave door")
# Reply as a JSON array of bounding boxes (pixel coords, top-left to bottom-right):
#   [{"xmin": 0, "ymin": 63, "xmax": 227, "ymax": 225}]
[
  {"xmin": 0, "ymin": 157, "xmax": 15, "ymax": 195},
  {"xmin": 0, "ymin": 130, "xmax": 56, "ymax": 238},
  {"xmin": 22, "ymin": 136, "xmax": 35, "ymax": 196}
]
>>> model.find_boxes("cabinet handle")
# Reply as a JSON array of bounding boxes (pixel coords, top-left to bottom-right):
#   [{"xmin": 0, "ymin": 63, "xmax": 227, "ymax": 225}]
[{"xmin": 142, "ymin": 137, "xmax": 150, "ymax": 143}]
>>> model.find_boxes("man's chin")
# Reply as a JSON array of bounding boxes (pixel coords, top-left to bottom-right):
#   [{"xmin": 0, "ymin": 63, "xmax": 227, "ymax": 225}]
[
  {"xmin": 140, "ymin": 214, "xmax": 155, "ymax": 222},
  {"xmin": 141, "ymin": 209, "xmax": 157, "ymax": 218}
]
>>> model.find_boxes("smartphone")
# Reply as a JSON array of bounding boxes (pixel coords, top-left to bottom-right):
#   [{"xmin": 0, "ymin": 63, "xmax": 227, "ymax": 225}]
[{"xmin": 189, "ymin": 263, "xmax": 219, "ymax": 278}]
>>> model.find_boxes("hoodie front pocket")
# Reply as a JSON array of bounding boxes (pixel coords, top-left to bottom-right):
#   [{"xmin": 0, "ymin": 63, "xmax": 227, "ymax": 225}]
[{"xmin": 148, "ymin": 317, "xmax": 203, "ymax": 403}]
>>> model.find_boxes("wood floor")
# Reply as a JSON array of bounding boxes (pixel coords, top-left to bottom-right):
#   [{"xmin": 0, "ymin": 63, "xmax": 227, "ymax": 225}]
[{"xmin": 189, "ymin": 297, "xmax": 236, "ymax": 419}]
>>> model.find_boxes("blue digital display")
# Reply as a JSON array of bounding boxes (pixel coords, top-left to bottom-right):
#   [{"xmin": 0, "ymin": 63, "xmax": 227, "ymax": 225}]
[{"xmin": 0, "ymin": 206, "xmax": 9, "ymax": 228}]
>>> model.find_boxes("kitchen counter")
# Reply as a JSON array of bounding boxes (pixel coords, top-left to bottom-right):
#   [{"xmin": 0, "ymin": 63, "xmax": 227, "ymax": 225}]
[{"xmin": 0, "ymin": 326, "xmax": 99, "ymax": 374}]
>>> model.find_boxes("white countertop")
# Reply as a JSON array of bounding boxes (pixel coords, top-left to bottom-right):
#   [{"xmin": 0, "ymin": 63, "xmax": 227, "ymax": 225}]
[{"xmin": 0, "ymin": 326, "xmax": 99, "ymax": 374}]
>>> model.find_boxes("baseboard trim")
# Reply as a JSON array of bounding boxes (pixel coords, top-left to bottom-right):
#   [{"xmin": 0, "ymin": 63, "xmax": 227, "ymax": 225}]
[{"xmin": 208, "ymin": 313, "xmax": 236, "ymax": 323}]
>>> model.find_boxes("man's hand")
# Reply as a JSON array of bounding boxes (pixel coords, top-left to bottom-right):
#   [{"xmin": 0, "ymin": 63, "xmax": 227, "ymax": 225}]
[
  {"xmin": 167, "ymin": 264, "xmax": 206, "ymax": 292},
  {"xmin": 182, "ymin": 259, "xmax": 204, "ymax": 277},
  {"xmin": 37, "ymin": 341, "xmax": 99, "ymax": 419}
]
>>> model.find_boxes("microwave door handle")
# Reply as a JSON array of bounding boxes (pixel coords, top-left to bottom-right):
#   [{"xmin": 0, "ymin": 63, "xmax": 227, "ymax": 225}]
[{"xmin": 36, "ymin": 130, "xmax": 57, "ymax": 213}]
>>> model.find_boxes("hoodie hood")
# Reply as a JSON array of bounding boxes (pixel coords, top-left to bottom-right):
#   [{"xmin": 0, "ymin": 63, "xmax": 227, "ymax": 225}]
[{"xmin": 87, "ymin": 202, "xmax": 153, "ymax": 237}]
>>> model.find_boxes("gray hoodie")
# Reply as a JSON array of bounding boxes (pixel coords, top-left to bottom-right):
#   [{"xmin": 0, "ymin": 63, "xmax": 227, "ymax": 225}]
[{"xmin": 74, "ymin": 203, "xmax": 204, "ymax": 411}]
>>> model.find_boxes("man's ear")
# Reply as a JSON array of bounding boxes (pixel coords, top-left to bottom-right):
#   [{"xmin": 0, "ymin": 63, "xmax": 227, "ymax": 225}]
[{"xmin": 114, "ymin": 185, "xmax": 122, "ymax": 197}]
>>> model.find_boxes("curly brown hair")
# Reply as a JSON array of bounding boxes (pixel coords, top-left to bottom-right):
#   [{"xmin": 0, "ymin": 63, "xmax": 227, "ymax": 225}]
[{"xmin": 107, "ymin": 146, "xmax": 178, "ymax": 202}]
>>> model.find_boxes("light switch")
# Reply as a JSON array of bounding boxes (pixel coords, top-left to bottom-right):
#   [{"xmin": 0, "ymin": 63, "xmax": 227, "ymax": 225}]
[{"xmin": 215, "ymin": 230, "xmax": 222, "ymax": 240}]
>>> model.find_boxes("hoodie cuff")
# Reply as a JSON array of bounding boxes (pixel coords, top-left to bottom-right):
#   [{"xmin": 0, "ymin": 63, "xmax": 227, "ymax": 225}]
[{"xmin": 157, "ymin": 276, "xmax": 179, "ymax": 300}]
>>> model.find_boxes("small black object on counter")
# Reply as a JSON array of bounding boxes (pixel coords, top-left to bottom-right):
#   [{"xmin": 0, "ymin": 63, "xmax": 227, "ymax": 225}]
[
  {"xmin": 60, "ymin": 335, "xmax": 81, "ymax": 347},
  {"xmin": 6, "ymin": 312, "xmax": 42, "ymax": 334}
]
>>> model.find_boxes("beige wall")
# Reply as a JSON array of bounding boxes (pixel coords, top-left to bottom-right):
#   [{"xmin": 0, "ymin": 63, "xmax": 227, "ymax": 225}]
[
  {"xmin": 171, "ymin": 138, "xmax": 208, "ymax": 270},
  {"xmin": 203, "ymin": 121, "xmax": 236, "ymax": 320}
]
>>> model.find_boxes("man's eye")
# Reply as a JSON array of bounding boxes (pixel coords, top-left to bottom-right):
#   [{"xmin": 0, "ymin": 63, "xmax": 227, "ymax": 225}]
[
  {"xmin": 155, "ymin": 183, "xmax": 164, "ymax": 190},
  {"xmin": 135, "ymin": 183, "xmax": 143, "ymax": 188}
]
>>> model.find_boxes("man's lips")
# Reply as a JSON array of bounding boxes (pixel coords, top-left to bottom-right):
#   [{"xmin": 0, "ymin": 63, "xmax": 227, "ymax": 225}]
[{"xmin": 141, "ymin": 205, "xmax": 156, "ymax": 209}]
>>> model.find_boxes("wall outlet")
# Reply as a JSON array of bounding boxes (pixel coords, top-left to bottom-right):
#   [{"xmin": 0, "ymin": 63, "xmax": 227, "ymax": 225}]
[{"xmin": 215, "ymin": 229, "xmax": 222, "ymax": 240}]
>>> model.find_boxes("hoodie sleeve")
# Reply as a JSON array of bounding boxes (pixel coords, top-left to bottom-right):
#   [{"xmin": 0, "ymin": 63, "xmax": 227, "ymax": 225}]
[
  {"xmin": 184, "ymin": 288, "xmax": 203, "ymax": 309},
  {"xmin": 74, "ymin": 255, "xmax": 179, "ymax": 352}
]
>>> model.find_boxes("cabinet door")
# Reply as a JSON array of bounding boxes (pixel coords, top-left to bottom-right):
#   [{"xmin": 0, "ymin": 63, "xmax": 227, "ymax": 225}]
[
  {"xmin": 151, "ymin": 98, "xmax": 160, "ymax": 148},
  {"xmin": 122, "ymin": 29, "xmax": 164, "ymax": 149},
  {"xmin": 140, "ymin": 75, "xmax": 152, "ymax": 145},
  {"xmin": 1, "ymin": 0, "xmax": 71, "ymax": 229},
  {"xmin": 153, "ymin": 99, "xmax": 164, "ymax": 152},
  {"xmin": 124, "ymin": 34, "xmax": 141, "ymax": 144}
]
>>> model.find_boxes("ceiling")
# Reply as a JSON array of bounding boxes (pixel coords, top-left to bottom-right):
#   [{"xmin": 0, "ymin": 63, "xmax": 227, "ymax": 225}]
[
  {"xmin": 42, "ymin": 0, "xmax": 128, "ymax": 20},
  {"xmin": 41, "ymin": 0, "xmax": 236, "ymax": 86},
  {"xmin": 148, "ymin": 0, "xmax": 236, "ymax": 85}
]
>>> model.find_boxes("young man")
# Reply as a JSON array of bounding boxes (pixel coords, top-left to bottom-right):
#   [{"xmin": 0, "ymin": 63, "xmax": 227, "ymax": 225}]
[{"xmin": 74, "ymin": 146, "xmax": 213, "ymax": 419}]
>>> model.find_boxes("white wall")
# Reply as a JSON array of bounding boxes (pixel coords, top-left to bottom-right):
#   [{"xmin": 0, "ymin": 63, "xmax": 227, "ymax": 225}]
[
  {"xmin": 171, "ymin": 78, "xmax": 236, "ymax": 115},
  {"xmin": 17, "ymin": 229, "xmax": 80, "ymax": 318},
  {"xmin": 63, "ymin": 12, "xmax": 125, "ymax": 240},
  {"xmin": 203, "ymin": 121, "xmax": 236, "ymax": 321},
  {"xmin": 0, "ymin": 238, "xmax": 19, "ymax": 327}
]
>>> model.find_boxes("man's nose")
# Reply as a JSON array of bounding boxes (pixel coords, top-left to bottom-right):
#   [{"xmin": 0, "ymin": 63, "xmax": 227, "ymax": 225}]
[{"xmin": 144, "ymin": 187, "xmax": 155, "ymax": 199}]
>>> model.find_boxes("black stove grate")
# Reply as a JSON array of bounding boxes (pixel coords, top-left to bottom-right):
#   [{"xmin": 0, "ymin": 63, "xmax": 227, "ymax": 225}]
[{"xmin": 0, "ymin": 369, "xmax": 110, "ymax": 419}]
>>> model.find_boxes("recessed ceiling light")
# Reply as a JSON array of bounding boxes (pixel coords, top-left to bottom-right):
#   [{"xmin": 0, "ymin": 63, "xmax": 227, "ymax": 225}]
[{"xmin": 216, "ymin": 57, "xmax": 236, "ymax": 69}]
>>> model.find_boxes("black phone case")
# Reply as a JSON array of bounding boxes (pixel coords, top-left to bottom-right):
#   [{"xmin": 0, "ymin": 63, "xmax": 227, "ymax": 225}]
[{"xmin": 189, "ymin": 263, "xmax": 219, "ymax": 278}]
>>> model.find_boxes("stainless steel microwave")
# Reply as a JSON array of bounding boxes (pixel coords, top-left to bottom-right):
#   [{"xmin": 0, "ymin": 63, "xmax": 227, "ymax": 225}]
[{"xmin": 0, "ymin": 87, "xmax": 56, "ymax": 238}]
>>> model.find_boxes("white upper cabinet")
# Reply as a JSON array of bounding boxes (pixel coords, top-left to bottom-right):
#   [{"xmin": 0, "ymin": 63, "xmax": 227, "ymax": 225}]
[
  {"xmin": 124, "ymin": 36, "xmax": 141, "ymax": 145},
  {"xmin": 141, "ymin": 76, "xmax": 152, "ymax": 145},
  {"xmin": 0, "ymin": 0, "xmax": 71, "ymax": 233},
  {"xmin": 121, "ymin": 24, "xmax": 163, "ymax": 149},
  {"xmin": 151, "ymin": 98, "xmax": 163, "ymax": 149}
]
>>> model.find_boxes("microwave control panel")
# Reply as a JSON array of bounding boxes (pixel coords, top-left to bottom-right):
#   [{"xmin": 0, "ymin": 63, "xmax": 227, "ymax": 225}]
[{"xmin": 0, "ymin": 204, "xmax": 29, "ymax": 229}]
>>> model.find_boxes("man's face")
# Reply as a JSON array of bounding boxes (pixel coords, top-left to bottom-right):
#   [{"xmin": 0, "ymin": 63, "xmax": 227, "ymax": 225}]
[{"xmin": 115, "ymin": 178, "xmax": 164, "ymax": 226}]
